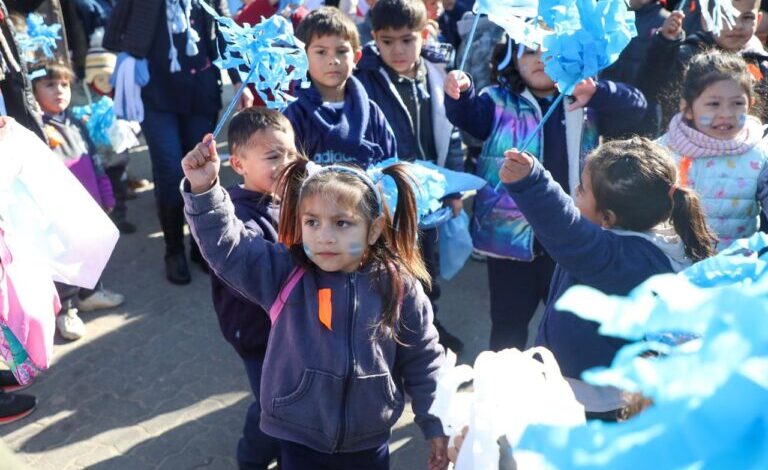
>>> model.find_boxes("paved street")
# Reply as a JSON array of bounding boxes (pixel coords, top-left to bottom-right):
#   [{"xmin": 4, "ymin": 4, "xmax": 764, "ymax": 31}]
[{"xmin": 0, "ymin": 125, "xmax": 497, "ymax": 468}]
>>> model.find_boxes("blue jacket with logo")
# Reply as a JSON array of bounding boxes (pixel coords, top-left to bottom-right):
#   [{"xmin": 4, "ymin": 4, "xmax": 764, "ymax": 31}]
[{"xmin": 283, "ymin": 76, "xmax": 398, "ymax": 167}]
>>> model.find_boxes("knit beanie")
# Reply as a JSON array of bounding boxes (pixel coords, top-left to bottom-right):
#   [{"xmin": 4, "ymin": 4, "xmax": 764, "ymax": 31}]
[{"xmin": 84, "ymin": 46, "xmax": 116, "ymax": 85}]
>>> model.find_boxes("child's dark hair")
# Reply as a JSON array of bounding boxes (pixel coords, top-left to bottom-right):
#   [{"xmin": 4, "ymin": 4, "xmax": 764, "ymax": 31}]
[
  {"xmin": 681, "ymin": 51, "xmax": 757, "ymax": 113},
  {"xmin": 490, "ymin": 37, "xmax": 526, "ymax": 93},
  {"xmin": 586, "ymin": 137, "xmax": 717, "ymax": 262},
  {"xmin": 276, "ymin": 160, "xmax": 430, "ymax": 341},
  {"xmin": 30, "ymin": 61, "xmax": 76, "ymax": 85},
  {"xmin": 296, "ymin": 6, "xmax": 361, "ymax": 52},
  {"xmin": 370, "ymin": 0, "xmax": 428, "ymax": 32},
  {"xmin": 227, "ymin": 107, "xmax": 293, "ymax": 155}
]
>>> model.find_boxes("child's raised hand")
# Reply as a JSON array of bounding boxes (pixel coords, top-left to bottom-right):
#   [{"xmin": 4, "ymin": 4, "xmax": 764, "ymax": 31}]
[
  {"xmin": 428, "ymin": 436, "xmax": 449, "ymax": 470},
  {"xmin": 182, "ymin": 134, "xmax": 220, "ymax": 194},
  {"xmin": 500, "ymin": 149, "xmax": 534, "ymax": 184},
  {"xmin": 568, "ymin": 77, "xmax": 598, "ymax": 111},
  {"xmin": 661, "ymin": 11, "xmax": 684, "ymax": 41},
  {"xmin": 445, "ymin": 70, "xmax": 471, "ymax": 100}
]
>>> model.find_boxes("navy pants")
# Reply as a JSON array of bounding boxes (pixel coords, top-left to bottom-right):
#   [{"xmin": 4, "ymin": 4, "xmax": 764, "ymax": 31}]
[
  {"xmin": 280, "ymin": 440, "xmax": 389, "ymax": 470},
  {"xmin": 238, "ymin": 358, "xmax": 279, "ymax": 469},
  {"xmin": 487, "ymin": 254, "xmax": 555, "ymax": 351},
  {"xmin": 140, "ymin": 109, "xmax": 216, "ymax": 209}
]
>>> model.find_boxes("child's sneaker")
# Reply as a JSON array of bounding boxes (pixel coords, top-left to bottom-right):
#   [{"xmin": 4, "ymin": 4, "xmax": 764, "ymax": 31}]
[
  {"xmin": 0, "ymin": 391, "xmax": 37, "ymax": 424},
  {"xmin": 0, "ymin": 371, "xmax": 31, "ymax": 393},
  {"xmin": 77, "ymin": 288, "xmax": 125, "ymax": 312},
  {"xmin": 56, "ymin": 308, "xmax": 85, "ymax": 340}
]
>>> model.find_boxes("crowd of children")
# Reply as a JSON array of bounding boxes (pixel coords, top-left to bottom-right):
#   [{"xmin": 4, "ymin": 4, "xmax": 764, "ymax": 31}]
[{"xmin": 2, "ymin": 0, "xmax": 768, "ymax": 468}]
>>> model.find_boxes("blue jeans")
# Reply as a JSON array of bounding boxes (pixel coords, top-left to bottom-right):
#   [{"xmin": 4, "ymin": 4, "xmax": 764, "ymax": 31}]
[
  {"xmin": 140, "ymin": 109, "xmax": 216, "ymax": 208},
  {"xmin": 238, "ymin": 358, "xmax": 279, "ymax": 469},
  {"xmin": 280, "ymin": 440, "xmax": 389, "ymax": 470}
]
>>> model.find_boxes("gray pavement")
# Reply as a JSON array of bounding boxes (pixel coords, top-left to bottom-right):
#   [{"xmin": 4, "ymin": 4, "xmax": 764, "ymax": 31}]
[{"xmin": 0, "ymin": 129, "xmax": 496, "ymax": 469}]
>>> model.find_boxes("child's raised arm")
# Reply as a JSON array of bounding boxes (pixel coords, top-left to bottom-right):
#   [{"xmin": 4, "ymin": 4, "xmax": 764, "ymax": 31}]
[
  {"xmin": 443, "ymin": 71, "xmax": 495, "ymax": 142},
  {"xmin": 181, "ymin": 137, "xmax": 293, "ymax": 309}
]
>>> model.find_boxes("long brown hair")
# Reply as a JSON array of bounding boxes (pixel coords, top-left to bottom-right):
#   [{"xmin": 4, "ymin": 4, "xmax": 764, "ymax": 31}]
[
  {"xmin": 275, "ymin": 159, "xmax": 430, "ymax": 341},
  {"xmin": 587, "ymin": 137, "xmax": 717, "ymax": 262}
]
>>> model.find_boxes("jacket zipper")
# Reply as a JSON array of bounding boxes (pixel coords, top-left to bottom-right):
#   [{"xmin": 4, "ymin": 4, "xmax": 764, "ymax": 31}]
[
  {"xmin": 334, "ymin": 272, "xmax": 357, "ymax": 452},
  {"xmin": 411, "ymin": 79, "xmax": 427, "ymax": 159}
]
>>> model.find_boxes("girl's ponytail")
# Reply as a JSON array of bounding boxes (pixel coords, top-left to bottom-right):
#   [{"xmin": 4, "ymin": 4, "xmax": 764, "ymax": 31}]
[
  {"xmin": 670, "ymin": 186, "xmax": 718, "ymax": 262},
  {"xmin": 276, "ymin": 157, "xmax": 310, "ymax": 247}
]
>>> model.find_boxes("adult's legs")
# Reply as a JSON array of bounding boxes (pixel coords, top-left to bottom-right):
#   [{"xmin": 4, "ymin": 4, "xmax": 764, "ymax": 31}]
[
  {"xmin": 141, "ymin": 110, "xmax": 190, "ymax": 284},
  {"xmin": 487, "ymin": 255, "xmax": 555, "ymax": 351},
  {"xmin": 237, "ymin": 358, "xmax": 279, "ymax": 469}
]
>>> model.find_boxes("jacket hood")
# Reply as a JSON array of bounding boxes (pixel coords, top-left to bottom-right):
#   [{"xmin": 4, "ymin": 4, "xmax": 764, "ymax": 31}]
[
  {"xmin": 357, "ymin": 42, "xmax": 451, "ymax": 72},
  {"xmin": 611, "ymin": 224, "xmax": 691, "ymax": 272}
]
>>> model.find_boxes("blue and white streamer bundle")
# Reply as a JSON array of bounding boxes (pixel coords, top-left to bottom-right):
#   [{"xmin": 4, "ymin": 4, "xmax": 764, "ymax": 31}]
[
  {"xmin": 17, "ymin": 13, "xmax": 62, "ymax": 63},
  {"xmin": 509, "ymin": 233, "xmax": 768, "ymax": 469},
  {"xmin": 700, "ymin": 0, "xmax": 739, "ymax": 36},
  {"xmin": 200, "ymin": 1, "xmax": 309, "ymax": 137},
  {"xmin": 367, "ymin": 158, "xmax": 486, "ymax": 226},
  {"xmin": 71, "ymin": 97, "xmax": 115, "ymax": 148},
  {"xmin": 539, "ymin": 0, "xmax": 636, "ymax": 94}
]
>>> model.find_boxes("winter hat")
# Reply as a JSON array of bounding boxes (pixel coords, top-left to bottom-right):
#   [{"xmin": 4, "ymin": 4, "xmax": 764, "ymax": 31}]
[{"xmin": 84, "ymin": 46, "xmax": 116, "ymax": 85}]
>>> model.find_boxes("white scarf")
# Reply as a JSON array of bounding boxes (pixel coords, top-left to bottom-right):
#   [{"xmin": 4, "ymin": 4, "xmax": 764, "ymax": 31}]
[{"xmin": 166, "ymin": 0, "xmax": 200, "ymax": 73}]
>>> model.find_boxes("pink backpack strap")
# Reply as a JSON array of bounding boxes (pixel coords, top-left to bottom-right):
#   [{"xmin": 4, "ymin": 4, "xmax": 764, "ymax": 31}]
[{"xmin": 268, "ymin": 266, "xmax": 306, "ymax": 324}]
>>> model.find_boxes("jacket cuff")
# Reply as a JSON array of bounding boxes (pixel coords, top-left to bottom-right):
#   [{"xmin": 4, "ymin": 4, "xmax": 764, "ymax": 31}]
[
  {"xmin": 503, "ymin": 158, "xmax": 544, "ymax": 194},
  {"xmin": 180, "ymin": 178, "xmax": 226, "ymax": 215},
  {"xmin": 419, "ymin": 416, "xmax": 448, "ymax": 440}
]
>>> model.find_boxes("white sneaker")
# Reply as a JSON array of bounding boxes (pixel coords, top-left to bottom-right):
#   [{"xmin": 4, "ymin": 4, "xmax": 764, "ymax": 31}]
[
  {"xmin": 77, "ymin": 288, "xmax": 125, "ymax": 312},
  {"xmin": 56, "ymin": 308, "xmax": 85, "ymax": 340}
]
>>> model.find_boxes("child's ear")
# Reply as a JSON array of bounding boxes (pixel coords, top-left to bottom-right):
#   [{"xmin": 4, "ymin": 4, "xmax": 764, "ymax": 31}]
[
  {"xmin": 367, "ymin": 216, "xmax": 385, "ymax": 245},
  {"xmin": 600, "ymin": 209, "xmax": 617, "ymax": 229},
  {"xmin": 229, "ymin": 154, "xmax": 246, "ymax": 176},
  {"xmin": 679, "ymin": 98, "xmax": 692, "ymax": 119},
  {"xmin": 354, "ymin": 49, "xmax": 363, "ymax": 64}
]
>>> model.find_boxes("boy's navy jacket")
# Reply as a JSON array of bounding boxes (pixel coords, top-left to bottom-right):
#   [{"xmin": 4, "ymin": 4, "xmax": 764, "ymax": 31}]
[
  {"xmin": 210, "ymin": 185, "xmax": 277, "ymax": 360},
  {"xmin": 504, "ymin": 160, "xmax": 688, "ymax": 378},
  {"xmin": 282, "ymin": 75, "xmax": 397, "ymax": 167},
  {"xmin": 183, "ymin": 182, "xmax": 445, "ymax": 453},
  {"xmin": 355, "ymin": 43, "xmax": 464, "ymax": 171}
]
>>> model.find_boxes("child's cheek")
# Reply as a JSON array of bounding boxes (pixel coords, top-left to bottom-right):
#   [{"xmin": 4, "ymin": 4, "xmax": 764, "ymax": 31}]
[
  {"xmin": 738, "ymin": 113, "xmax": 747, "ymax": 127},
  {"xmin": 698, "ymin": 115, "xmax": 714, "ymax": 128},
  {"xmin": 303, "ymin": 243, "xmax": 313, "ymax": 259},
  {"xmin": 346, "ymin": 242, "xmax": 364, "ymax": 257}
]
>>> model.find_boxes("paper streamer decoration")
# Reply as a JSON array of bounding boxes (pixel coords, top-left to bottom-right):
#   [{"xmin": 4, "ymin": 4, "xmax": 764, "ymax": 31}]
[
  {"xmin": 71, "ymin": 97, "xmax": 115, "ymax": 148},
  {"xmin": 368, "ymin": 158, "xmax": 486, "ymax": 225},
  {"xmin": 507, "ymin": 233, "xmax": 768, "ymax": 468},
  {"xmin": 17, "ymin": 13, "xmax": 62, "ymax": 63},
  {"xmin": 200, "ymin": 2, "xmax": 309, "ymax": 137}
]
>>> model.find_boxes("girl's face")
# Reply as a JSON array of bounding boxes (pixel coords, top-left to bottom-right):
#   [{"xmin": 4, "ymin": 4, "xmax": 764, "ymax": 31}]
[
  {"xmin": 684, "ymin": 79, "xmax": 750, "ymax": 140},
  {"xmin": 300, "ymin": 194, "xmax": 382, "ymax": 273},
  {"xmin": 514, "ymin": 47, "xmax": 556, "ymax": 97},
  {"xmin": 575, "ymin": 166, "xmax": 613, "ymax": 228},
  {"xmin": 34, "ymin": 77, "xmax": 71, "ymax": 115}
]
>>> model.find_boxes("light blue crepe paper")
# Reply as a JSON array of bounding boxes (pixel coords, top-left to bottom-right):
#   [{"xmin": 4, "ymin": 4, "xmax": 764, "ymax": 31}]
[
  {"xmin": 278, "ymin": 0, "xmax": 304, "ymax": 10},
  {"xmin": 17, "ymin": 13, "xmax": 62, "ymax": 62},
  {"xmin": 367, "ymin": 159, "xmax": 485, "ymax": 225},
  {"xmin": 682, "ymin": 233, "xmax": 768, "ymax": 287},
  {"xmin": 474, "ymin": 0, "xmax": 546, "ymax": 51},
  {"xmin": 516, "ymin": 368, "xmax": 768, "ymax": 469},
  {"xmin": 71, "ymin": 97, "xmax": 115, "ymax": 148},
  {"xmin": 199, "ymin": 2, "xmax": 308, "ymax": 110},
  {"xmin": 540, "ymin": 0, "xmax": 635, "ymax": 93}
]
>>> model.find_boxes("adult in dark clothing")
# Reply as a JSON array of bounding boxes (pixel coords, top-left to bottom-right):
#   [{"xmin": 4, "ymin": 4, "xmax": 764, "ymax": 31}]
[
  {"xmin": 600, "ymin": 0, "xmax": 668, "ymax": 137},
  {"xmin": 1, "ymin": 0, "xmax": 47, "ymax": 141},
  {"xmin": 637, "ymin": 1, "xmax": 768, "ymax": 134},
  {"xmin": 104, "ymin": 0, "xmax": 253, "ymax": 285},
  {"xmin": 436, "ymin": 0, "xmax": 469, "ymax": 49}
]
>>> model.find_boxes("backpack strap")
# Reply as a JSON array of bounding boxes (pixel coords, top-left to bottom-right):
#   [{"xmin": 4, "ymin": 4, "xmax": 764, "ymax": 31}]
[{"xmin": 268, "ymin": 266, "xmax": 306, "ymax": 325}]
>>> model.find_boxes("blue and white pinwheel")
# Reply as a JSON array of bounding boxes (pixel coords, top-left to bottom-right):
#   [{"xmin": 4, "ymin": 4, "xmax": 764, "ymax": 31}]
[
  {"xmin": 17, "ymin": 13, "xmax": 62, "ymax": 63},
  {"xmin": 200, "ymin": 2, "xmax": 309, "ymax": 137},
  {"xmin": 71, "ymin": 97, "xmax": 115, "ymax": 149}
]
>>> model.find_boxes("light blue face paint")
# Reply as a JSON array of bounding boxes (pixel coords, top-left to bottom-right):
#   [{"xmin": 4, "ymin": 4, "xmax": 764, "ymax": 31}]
[
  {"xmin": 698, "ymin": 115, "xmax": 714, "ymax": 127},
  {"xmin": 738, "ymin": 113, "xmax": 747, "ymax": 127},
  {"xmin": 347, "ymin": 242, "xmax": 364, "ymax": 257},
  {"xmin": 303, "ymin": 243, "xmax": 313, "ymax": 259}
]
